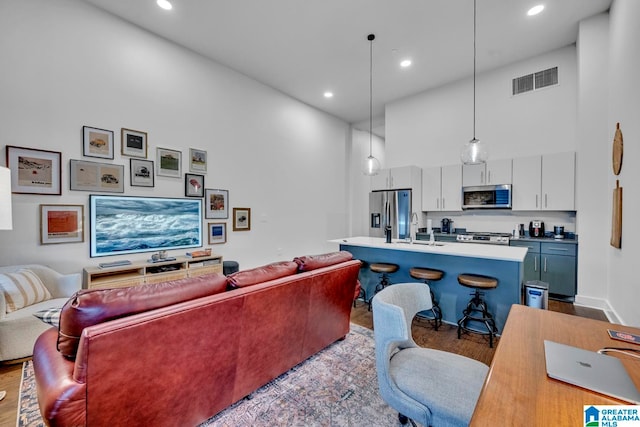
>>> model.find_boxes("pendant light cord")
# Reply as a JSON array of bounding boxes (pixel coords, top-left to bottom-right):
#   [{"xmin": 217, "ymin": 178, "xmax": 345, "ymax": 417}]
[
  {"xmin": 369, "ymin": 34, "xmax": 374, "ymax": 156},
  {"xmin": 473, "ymin": 0, "xmax": 477, "ymax": 141}
]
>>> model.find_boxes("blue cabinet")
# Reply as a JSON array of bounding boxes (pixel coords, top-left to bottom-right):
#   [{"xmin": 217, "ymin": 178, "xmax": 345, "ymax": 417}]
[{"xmin": 510, "ymin": 240, "xmax": 577, "ymax": 297}]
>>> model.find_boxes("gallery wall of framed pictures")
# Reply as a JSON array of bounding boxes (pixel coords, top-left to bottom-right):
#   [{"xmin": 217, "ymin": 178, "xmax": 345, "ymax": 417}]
[{"xmin": 4, "ymin": 124, "xmax": 249, "ymax": 248}]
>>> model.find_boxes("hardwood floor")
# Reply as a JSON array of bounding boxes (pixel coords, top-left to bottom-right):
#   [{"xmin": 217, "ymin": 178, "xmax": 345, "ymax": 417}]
[
  {"xmin": 0, "ymin": 301, "xmax": 608, "ymax": 424},
  {"xmin": 350, "ymin": 299, "xmax": 609, "ymax": 368}
]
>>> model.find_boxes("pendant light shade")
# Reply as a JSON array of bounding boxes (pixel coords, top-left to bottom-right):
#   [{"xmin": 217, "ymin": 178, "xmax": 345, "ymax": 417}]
[
  {"xmin": 461, "ymin": 0, "xmax": 488, "ymax": 165},
  {"xmin": 363, "ymin": 33, "xmax": 381, "ymax": 176},
  {"xmin": 461, "ymin": 137, "xmax": 487, "ymax": 165}
]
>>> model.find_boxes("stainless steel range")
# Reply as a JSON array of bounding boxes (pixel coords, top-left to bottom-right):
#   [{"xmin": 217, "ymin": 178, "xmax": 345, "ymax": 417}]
[{"xmin": 456, "ymin": 232, "xmax": 511, "ymax": 245}]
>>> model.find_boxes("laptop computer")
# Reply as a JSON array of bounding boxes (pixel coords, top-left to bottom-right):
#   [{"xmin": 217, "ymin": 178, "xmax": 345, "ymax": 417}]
[{"xmin": 544, "ymin": 340, "xmax": 640, "ymax": 404}]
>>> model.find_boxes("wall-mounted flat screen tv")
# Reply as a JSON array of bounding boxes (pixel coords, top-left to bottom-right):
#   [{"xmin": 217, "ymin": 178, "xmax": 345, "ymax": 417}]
[{"xmin": 89, "ymin": 195, "xmax": 203, "ymax": 258}]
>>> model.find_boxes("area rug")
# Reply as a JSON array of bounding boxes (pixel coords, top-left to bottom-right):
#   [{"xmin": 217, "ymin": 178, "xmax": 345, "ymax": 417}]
[{"xmin": 18, "ymin": 324, "xmax": 398, "ymax": 426}]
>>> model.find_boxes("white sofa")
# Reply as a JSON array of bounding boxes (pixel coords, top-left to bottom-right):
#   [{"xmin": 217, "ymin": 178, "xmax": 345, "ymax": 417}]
[{"xmin": 0, "ymin": 264, "xmax": 80, "ymax": 361}]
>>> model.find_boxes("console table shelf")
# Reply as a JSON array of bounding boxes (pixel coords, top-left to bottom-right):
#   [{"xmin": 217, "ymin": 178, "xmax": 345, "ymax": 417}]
[{"xmin": 83, "ymin": 255, "xmax": 223, "ymax": 290}]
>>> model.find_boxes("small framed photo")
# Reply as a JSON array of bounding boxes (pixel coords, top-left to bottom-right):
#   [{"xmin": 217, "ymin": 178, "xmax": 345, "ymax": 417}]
[
  {"xmin": 205, "ymin": 189, "xmax": 228, "ymax": 219},
  {"xmin": 208, "ymin": 222, "xmax": 227, "ymax": 244},
  {"xmin": 40, "ymin": 204, "xmax": 84, "ymax": 244},
  {"xmin": 6, "ymin": 145, "xmax": 62, "ymax": 195},
  {"xmin": 70, "ymin": 159, "xmax": 124, "ymax": 193},
  {"xmin": 185, "ymin": 173, "xmax": 204, "ymax": 197},
  {"xmin": 189, "ymin": 148, "xmax": 207, "ymax": 173},
  {"xmin": 233, "ymin": 207, "xmax": 251, "ymax": 231},
  {"xmin": 83, "ymin": 126, "xmax": 114, "ymax": 159},
  {"xmin": 157, "ymin": 147, "xmax": 182, "ymax": 177},
  {"xmin": 121, "ymin": 128, "xmax": 148, "ymax": 158},
  {"xmin": 130, "ymin": 158, "xmax": 154, "ymax": 187}
]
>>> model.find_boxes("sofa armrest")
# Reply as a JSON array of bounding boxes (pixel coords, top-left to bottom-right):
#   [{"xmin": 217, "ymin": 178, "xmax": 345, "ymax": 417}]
[
  {"xmin": 33, "ymin": 328, "xmax": 87, "ymax": 427},
  {"xmin": 51, "ymin": 272, "xmax": 82, "ymax": 298}
]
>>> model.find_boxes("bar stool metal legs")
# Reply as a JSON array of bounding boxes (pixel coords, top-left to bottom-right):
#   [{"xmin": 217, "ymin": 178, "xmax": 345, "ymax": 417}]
[
  {"xmin": 368, "ymin": 263, "xmax": 399, "ymax": 311},
  {"xmin": 409, "ymin": 267, "xmax": 444, "ymax": 330},
  {"xmin": 456, "ymin": 273, "xmax": 499, "ymax": 347}
]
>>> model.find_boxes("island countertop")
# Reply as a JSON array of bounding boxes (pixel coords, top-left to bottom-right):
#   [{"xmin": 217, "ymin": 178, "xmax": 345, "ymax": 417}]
[
  {"xmin": 331, "ymin": 236, "xmax": 527, "ymax": 333},
  {"xmin": 330, "ymin": 236, "xmax": 527, "ymax": 262}
]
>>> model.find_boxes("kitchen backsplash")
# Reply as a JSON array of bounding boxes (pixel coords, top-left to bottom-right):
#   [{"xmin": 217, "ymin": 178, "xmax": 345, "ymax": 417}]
[{"xmin": 421, "ymin": 210, "xmax": 576, "ymax": 236}]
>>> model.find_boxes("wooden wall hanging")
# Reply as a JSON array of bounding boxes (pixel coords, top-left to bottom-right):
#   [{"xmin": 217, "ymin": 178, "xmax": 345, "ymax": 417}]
[
  {"xmin": 612, "ymin": 122, "xmax": 623, "ymax": 175},
  {"xmin": 610, "ymin": 123, "xmax": 623, "ymax": 248},
  {"xmin": 610, "ymin": 180, "xmax": 622, "ymax": 249}
]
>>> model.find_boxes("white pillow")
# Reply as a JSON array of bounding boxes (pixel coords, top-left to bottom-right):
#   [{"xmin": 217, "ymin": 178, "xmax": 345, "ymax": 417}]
[{"xmin": 0, "ymin": 269, "xmax": 52, "ymax": 313}]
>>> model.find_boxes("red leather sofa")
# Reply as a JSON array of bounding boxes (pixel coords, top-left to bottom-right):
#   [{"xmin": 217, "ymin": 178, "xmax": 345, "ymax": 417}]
[{"xmin": 32, "ymin": 251, "xmax": 361, "ymax": 427}]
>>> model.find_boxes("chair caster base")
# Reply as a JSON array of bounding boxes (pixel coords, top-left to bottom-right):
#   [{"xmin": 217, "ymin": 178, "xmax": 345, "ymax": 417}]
[{"xmin": 398, "ymin": 413, "xmax": 417, "ymax": 426}]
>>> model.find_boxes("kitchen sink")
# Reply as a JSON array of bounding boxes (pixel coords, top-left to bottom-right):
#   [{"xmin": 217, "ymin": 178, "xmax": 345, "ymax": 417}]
[{"xmin": 406, "ymin": 241, "xmax": 446, "ymax": 246}]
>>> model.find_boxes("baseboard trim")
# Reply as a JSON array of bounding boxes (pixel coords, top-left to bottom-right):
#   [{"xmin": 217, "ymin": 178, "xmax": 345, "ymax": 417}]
[{"xmin": 574, "ymin": 294, "xmax": 620, "ymax": 324}]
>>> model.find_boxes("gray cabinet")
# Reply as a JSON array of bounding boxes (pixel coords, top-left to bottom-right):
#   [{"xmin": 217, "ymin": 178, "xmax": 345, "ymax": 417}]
[{"xmin": 510, "ymin": 240, "xmax": 577, "ymax": 297}]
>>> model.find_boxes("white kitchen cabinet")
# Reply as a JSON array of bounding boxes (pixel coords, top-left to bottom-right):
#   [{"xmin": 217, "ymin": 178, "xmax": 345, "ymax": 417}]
[
  {"xmin": 542, "ymin": 151, "xmax": 575, "ymax": 211},
  {"xmin": 422, "ymin": 164, "xmax": 462, "ymax": 211},
  {"xmin": 512, "ymin": 155, "xmax": 541, "ymax": 210},
  {"xmin": 512, "ymin": 152, "xmax": 575, "ymax": 211},
  {"xmin": 371, "ymin": 166, "xmax": 421, "ymax": 191},
  {"xmin": 462, "ymin": 158, "xmax": 512, "ymax": 187}
]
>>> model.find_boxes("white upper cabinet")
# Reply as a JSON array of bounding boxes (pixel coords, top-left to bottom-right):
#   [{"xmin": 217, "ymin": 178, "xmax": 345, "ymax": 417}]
[
  {"xmin": 512, "ymin": 152, "xmax": 575, "ymax": 211},
  {"xmin": 422, "ymin": 166, "xmax": 441, "ymax": 211},
  {"xmin": 422, "ymin": 164, "xmax": 462, "ymax": 212},
  {"xmin": 541, "ymin": 151, "xmax": 575, "ymax": 211},
  {"xmin": 371, "ymin": 166, "xmax": 421, "ymax": 191},
  {"xmin": 512, "ymin": 156, "xmax": 542, "ymax": 210},
  {"xmin": 462, "ymin": 159, "xmax": 513, "ymax": 187}
]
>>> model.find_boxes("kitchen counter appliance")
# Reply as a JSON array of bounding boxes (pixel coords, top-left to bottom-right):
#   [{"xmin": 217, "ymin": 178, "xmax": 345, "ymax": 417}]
[
  {"xmin": 529, "ymin": 220, "xmax": 545, "ymax": 238},
  {"xmin": 456, "ymin": 232, "xmax": 511, "ymax": 245},
  {"xmin": 462, "ymin": 184, "xmax": 512, "ymax": 210}
]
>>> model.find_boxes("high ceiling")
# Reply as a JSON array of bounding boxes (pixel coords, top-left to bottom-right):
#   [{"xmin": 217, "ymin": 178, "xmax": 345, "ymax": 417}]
[{"xmin": 83, "ymin": 0, "xmax": 611, "ymax": 132}]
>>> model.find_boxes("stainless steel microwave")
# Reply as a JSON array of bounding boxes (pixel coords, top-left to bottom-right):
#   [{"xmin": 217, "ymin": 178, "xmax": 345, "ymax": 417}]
[{"xmin": 462, "ymin": 184, "xmax": 512, "ymax": 209}]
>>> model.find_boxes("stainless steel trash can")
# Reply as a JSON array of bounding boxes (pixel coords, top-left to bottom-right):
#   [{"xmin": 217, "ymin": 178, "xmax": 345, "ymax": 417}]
[{"xmin": 525, "ymin": 280, "xmax": 548, "ymax": 309}]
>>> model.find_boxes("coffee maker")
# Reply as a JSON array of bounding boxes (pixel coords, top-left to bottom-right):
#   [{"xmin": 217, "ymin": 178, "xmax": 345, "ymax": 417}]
[
  {"xmin": 529, "ymin": 220, "xmax": 545, "ymax": 238},
  {"xmin": 441, "ymin": 218, "xmax": 453, "ymax": 234}
]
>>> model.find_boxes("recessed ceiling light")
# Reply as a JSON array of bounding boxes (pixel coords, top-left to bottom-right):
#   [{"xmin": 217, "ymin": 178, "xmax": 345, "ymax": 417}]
[
  {"xmin": 324, "ymin": 91, "xmax": 334, "ymax": 98},
  {"xmin": 400, "ymin": 59, "xmax": 412, "ymax": 68},
  {"xmin": 157, "ymin": 0, "xmax": 173, "ymax": 11},
  {"xmin": 527, "ymin": 4, "xmax": 544, "ymax": 16}
]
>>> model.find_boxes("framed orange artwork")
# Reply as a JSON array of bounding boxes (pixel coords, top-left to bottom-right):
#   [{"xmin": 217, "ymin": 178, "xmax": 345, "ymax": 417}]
[{"xmin": 40, "ymin": 204, "xmax": 84, "ymax": 244}]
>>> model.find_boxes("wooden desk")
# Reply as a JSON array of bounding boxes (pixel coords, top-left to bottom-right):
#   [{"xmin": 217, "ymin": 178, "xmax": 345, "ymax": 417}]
[{"xmin": 471, "ymin": 304, "xmax": 640, "ymax": 426}]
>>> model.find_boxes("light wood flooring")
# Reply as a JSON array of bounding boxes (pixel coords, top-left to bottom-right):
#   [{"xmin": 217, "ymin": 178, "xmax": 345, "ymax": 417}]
[{"xmin": 0, "ymin": 300, "xmax": 608, "ymax": 425}]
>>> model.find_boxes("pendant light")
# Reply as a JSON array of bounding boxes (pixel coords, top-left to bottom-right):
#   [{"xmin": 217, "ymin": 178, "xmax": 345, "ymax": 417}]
[
  {"xmin": 363, "ymin": 33, "xmax": 381, "ymax": 176},
  {"xmin": 461, "ymin": 0, "xmax": 488, "ymax": 165}
]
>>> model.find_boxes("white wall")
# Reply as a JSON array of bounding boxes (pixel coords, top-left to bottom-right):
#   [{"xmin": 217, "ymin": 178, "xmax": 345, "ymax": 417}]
[
  {"xmin": 349, "ymin": 128, "xmax": 386, "ymax": 237},
  {"xmin": 0, "ymin": 0, "xmax": 351, "ymax": 273},
  {"xmin": 606, "ymin": 0, "xmax": 640, "ymax": 326},
  {"xmin": 386, "ymin": 45, "xmax": 578, "ymax": 168},
  {"xmin": 574, "ymin": 13, "xmax": 610, "ymax": 310}
]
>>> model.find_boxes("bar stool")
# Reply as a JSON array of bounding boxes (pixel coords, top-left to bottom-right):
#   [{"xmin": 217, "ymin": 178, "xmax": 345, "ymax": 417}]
[
  {"xmin": 409, "ymin": 267, "xmax": 444, "ymax": 330},
  {"xmin": 457, "ymin": 273, "xmax": 499, "ymax": 348},
  {"xmin": 368, "ymin": 263, "xmax": 399, "ymax": 311}
]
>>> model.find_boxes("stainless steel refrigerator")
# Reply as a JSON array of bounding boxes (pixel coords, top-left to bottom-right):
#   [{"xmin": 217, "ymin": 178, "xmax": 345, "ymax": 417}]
[{"xmin": 369, "ymin": 190, "xmax": 412, "ymax": 240}]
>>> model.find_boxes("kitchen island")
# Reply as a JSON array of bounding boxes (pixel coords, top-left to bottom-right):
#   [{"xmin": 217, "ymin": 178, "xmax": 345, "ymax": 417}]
[{"xmin": 331, "ymin": 236, "xmax": 528, "ymax": 334}]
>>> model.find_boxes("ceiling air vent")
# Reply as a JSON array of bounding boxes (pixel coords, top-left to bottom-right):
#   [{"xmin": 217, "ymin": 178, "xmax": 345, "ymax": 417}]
[{"xmin": 512, "ymin": 66, "xmax": 558, "ymax": 95}]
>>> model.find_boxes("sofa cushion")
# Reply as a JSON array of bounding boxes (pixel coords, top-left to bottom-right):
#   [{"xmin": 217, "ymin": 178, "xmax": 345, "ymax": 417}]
[
  {"xmin": 0, "ymin": 269, "xmax": 52, "ymax": 314},
  {"xmin": 227, "ymin": 261, "xmax": 298, "ymax": 289},
  {"xmin": 293, "ymin": 251, "xmax": 353, "ymax": 272},
  {"xmin": 57, "ymin": 272, "xmax": 228, "ymax": 359}
]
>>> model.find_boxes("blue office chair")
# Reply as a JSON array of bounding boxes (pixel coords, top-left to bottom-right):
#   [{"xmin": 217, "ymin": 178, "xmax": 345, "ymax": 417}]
[{"xmin": 372, "ymin": 282, "xmax": 489, "ymax": 426}]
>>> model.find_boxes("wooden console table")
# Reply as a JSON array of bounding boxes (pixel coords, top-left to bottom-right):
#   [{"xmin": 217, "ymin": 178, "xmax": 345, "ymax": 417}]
[
  {"xmin": 83, "ymin": 255, "xmax": 223, "ymax": 289},
  {"xmin": 471, "ymin": 304, "xmax": 640, "ymax": 426}
]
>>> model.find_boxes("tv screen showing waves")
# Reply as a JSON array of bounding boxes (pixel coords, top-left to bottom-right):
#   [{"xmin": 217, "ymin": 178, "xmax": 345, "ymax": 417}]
[{"xmin": 90, "ymin": 195, "xmax": 203, "ymax": 257}]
